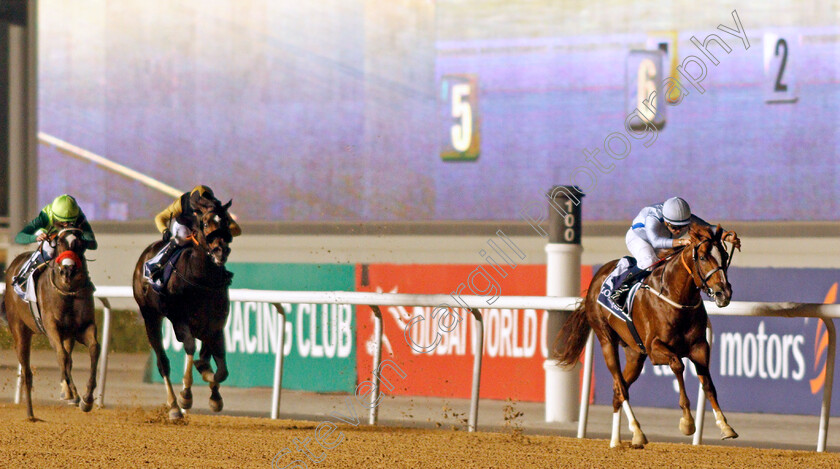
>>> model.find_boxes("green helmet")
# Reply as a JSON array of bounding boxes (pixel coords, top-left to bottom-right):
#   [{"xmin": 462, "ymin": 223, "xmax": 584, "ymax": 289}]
[{"xmin": 50, "ymin": 194, "xmax": 80, "ymax": 222}]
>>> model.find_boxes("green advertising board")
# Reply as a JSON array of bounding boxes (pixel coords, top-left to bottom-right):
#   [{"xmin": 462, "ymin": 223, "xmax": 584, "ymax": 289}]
[{"xmin": 148, "ymin": 263, "xmax": 356, "ymax": 392}]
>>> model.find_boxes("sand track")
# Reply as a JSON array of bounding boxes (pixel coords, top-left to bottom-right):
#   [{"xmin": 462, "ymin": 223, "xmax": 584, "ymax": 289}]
[{"xmin": 0, "ymin": 403, "xmax": 837, "ymax": 468}]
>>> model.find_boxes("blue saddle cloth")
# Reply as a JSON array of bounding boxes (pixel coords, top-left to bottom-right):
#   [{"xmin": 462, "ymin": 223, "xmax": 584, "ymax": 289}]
[
  {"xmin": 596, "ymin": 257, "xmax": 645, "ymax": 323},
  {"xmin": 150, "ymin": 248, "xmax": 185, "ymax": 293}
]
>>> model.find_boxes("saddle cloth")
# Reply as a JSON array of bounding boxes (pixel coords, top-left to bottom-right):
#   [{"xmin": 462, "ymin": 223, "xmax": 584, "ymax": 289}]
[
  {"xmin": 149, "ymin": 248, "xmax": 185, "ymax": 293},
  {"xmin": 596, "ymin": 257, "xmax": 645, "ymax": 323},
  {"xmin": 13, "ymin": 263, "xmax": 46, "ymax": 333}
]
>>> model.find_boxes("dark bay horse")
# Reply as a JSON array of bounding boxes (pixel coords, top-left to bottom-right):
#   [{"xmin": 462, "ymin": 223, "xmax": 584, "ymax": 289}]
[
  {"xmin": 133, "ymin": 200, "xmax": 233, "ymax": 421},
  {"xmin": 556, "ymin": 223, "xmax": 738, "ymax": 448},
  {"xmin": 2, "ymin": 228, "xmax": 100, "ymax": 419}
]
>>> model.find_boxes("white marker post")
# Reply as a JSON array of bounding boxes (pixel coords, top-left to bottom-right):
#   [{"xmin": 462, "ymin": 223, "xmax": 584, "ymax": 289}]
[{"xmin": 544, "ymin": 185, "xmax": 584, "ymax": 423}]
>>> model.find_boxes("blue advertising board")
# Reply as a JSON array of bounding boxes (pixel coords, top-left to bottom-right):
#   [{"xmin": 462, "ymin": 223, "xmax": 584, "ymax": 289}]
[{"xmin": 592, "ymin": 267, "xmax": 840, "ymax": 416}]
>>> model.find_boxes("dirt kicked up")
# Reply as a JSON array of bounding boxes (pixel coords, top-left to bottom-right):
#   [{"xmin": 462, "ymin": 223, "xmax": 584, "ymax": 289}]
[{"xmin": 0, "ymin": 403, "xmax": 837, "ymax": 469}]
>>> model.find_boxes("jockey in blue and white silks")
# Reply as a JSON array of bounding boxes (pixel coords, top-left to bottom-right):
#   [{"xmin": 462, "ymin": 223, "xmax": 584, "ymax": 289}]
[
  {"xmin": 625, "ymin": 197, "xmax": 712, "ymax": 269},
  {"xmin": 612, "ymin": 197, "xmax": 740, "ymax": 306}
]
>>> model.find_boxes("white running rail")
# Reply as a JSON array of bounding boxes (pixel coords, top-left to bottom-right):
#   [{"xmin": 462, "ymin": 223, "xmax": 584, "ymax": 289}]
[
  {"xmin": 1, "ymin": 284, "xmax": 579, "ymax": 432},
  {"xmin": 2, "ymin": 283, "xmax": 836, "ymax": 450}
]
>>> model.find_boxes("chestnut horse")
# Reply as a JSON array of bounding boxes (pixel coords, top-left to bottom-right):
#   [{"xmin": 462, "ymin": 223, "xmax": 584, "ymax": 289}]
[
  {"xmin": 556, "ymin": 223, "xmax": 738, "ymax": 448},
  {"xmin": 2, "ymin": 228, "xmax": 100, "ymax": 419},
  {"xmin": 132, "ymin": 200, "xmax": 233, "ymax": 421}
]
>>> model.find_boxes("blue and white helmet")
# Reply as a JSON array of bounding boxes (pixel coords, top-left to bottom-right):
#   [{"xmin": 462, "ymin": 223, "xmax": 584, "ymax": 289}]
[{"xmin": 662, "ymin": 197, "xmax": 691, "ymax": 226}]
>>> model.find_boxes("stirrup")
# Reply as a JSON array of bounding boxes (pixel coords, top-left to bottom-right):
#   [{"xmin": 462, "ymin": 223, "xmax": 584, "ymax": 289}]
[{"xmin": 610, "ymin": 285, "xmax": 629, "ymax": 302}]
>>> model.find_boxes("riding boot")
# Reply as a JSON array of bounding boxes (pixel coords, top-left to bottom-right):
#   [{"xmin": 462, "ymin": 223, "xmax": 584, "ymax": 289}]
[
  {"xmin": 610, "ymin": 268, "xmax": 649, "ymax": 307},
  {"xmin": 144, "ymin": 240, "xmax": 178, "ymax": 280},
  {"xmin": 12, "ymin": 252, "xmax": 41, "ymax": 296}
]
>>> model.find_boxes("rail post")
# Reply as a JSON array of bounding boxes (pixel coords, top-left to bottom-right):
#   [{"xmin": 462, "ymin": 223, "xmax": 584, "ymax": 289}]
[
  {"xmin": 369, "ymin": 305, "xmax": 383, "ymax": 425},
  {"xmin": 545, "ymin": 185, "xmax": 584, "ymax": 423},
  {"xmin": 817, "ymin": 318, "xmax": 835, "ymax": 452},
  {"xmin": 270, "ymin": 303, "xmax": 286, "ymax": 420},
  {"xmin": 468, "ymin": 308, "xmax": 484, "ymax": 432},
  {"xmin": 96, "ymin": 297, "xmax": 112, "ymax": 406}
]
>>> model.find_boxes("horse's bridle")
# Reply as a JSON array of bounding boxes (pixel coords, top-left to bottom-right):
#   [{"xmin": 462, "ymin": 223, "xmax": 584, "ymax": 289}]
[
  {"xmin": 46, "ymin": 227, "xmax": 92, "ymax": 297},
  {"xmin": 681, "ymin": 237, "xmax": 735, "ymax": 296}
]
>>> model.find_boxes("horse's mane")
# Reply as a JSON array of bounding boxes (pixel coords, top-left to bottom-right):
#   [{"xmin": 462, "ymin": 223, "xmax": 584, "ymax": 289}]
[{"xmin": 687, "ymin": 222, "xmax": 719, "ymax": 242}]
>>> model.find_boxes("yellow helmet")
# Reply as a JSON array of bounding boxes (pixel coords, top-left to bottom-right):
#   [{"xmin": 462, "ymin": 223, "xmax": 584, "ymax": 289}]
[
  {"xmin": 50, "ymin": 194, "xmax": 80, "ymax": 223},
  {"xmin": 189, "ymin": 185, "xmax": 216, "ymax": 211},
  {"xmin": 190, "ymin": 185, "xmax": 214, "ymax": 199}
]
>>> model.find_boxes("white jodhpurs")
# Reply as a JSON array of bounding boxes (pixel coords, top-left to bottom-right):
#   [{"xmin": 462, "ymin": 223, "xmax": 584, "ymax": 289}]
[
  {"xmin": 170, "ymin": 220, "xmax": 192, "ymax": 246},
  {"xmin": 625, "ymin": 228, "xmax": 658, "ymax": 269}
]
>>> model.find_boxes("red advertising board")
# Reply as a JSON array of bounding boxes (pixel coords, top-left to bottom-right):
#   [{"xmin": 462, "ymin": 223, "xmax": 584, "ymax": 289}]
[{"xmin": 356, "ymin": 263, "xmax": 592, "ymax": 402}]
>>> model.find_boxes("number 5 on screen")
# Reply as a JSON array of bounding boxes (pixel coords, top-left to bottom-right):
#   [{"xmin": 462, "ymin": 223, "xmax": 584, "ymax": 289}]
[{"xmin": 440, "ymin": 75, "xmax": 480, "ymax": 161}]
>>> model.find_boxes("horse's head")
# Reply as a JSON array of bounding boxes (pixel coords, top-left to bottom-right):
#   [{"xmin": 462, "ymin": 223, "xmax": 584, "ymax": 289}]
[
  {"xmin": 194, "ymin": 200, "xmax": 233, "ymax": 267},
  {"xmin": 687, "ymin": 224, "xmax": 732, "ymax": 307},
  {"xmin": 50, "ymin": 227, "xmax": 87, "ymax": 282}
]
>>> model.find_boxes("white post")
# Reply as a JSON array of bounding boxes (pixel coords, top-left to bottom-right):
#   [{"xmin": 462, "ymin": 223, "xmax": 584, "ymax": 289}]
[
  {"xmin": 817, "ymin": 318, "xmax": 835, "ymax": 452},
  {"xmin": 545, "ymin": 185, "xmax": 584, "ymax": 423},
  {"xmin": 577, "ymin": 330, "xmax": 594, "ymax": 438},
  {"xmin": 270, "ymin": 303, "xmax": 286, "ymax": 419},
  {"xmin": 468, "ymin": 308, "xmax": 484, "ymax": 432},
  {"xmin": 369, "ymin": 306, "xmax": 383, "ymax": 425},
  {"xmin": 96, "ymin": 298, "xmax": 112, "ymax": 407}
]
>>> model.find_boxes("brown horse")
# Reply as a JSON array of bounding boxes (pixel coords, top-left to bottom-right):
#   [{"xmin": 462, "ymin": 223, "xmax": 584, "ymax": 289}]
[
  {"xmin": 132, "ymin": 200, "xmax": 233, "ymax": 421},
  {"xmin": 556, "ymin": 223, "xmax": 738, "ymax": 448},
  {"xmin": 2, "ymin": 228, "xmax": 100, "ymax": 420}
]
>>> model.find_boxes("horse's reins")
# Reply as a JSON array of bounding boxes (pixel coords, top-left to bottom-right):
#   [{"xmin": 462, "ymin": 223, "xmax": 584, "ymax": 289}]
[
  {"xmin": 162, "ymin": 228, "xmax": 231, "ymax": 292},
  {"xmin": 47, "ymin": 229, "xmax": 94, "ymax": 297},
  {"xmin": 641, "ymin": 235, "xmax": 736, "ymax": 309}
]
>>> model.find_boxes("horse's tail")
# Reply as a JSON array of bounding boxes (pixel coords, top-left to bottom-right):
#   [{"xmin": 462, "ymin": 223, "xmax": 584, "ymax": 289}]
[{"xmin": 553, "ymin": 295, "xmax": 591, "ymax": 367}]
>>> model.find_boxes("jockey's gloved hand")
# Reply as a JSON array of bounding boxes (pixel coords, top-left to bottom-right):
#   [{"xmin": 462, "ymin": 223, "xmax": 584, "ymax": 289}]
[{"xmin": 162, "ymin": 229, "xmax": 172, "ymax": 242}]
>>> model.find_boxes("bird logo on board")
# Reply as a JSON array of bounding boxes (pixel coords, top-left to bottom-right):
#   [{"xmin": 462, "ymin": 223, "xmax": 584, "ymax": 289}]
[{"xmin": 810, "ymin": 282, "xmax": 838, "ymax": 395}]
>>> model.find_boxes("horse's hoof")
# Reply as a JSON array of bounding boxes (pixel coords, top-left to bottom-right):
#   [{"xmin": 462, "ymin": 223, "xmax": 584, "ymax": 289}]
[
  {"xmin": 720, "ymin": 426, "xmax": 739, "ymax": 440},
  {"xmin": 201, "ymin": 370, "xmax": 215, "ymax": 383},
  {"xmin": 209, "ymin": 397, "xmax": 223, "ymax": 413},
  {"xmin": 178, "ymin": 389, "xmax": 193, "ymax": 410},
  {"xmin": 679, "ymin": 417, "xmax": 696, "ymax": 436},
  {"xmin": 63, "ymin": 397, "xmax": 80, "ymax": 406},
  {"xmin": 609, "ymin": 441, "xmax": 621, "ymax": 449},
  {"xmin": 79, "ymin": 398, "xmax": 93, "ymax": 412},
  {"xmin": 168, "ymin": 407, "xmax": 184, "ymax": 421},
  {"xmin": 631, "ymin": 432, "xmax": 648, "ymax": 448}
]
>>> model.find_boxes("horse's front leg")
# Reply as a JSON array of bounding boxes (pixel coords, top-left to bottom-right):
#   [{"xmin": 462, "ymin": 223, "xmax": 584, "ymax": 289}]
[
  {"xmin": 650, "ymin": 338, "xmax": 694, "ymax": 436},
  {"xmin": 55, "ymin": 335, "xmax": 79, "ymax": 405},
  {"xmin": 201, "ymin": 331, "xmax": 228, "ymax": 412},
  {"xmin": 179, "ymin": 354, "xmax": 194, "ymax": 410},
  {"xmin": 690, "ymin": 341, "xmax": 738, "ymax": 439},
  {"xmin": 13, "ymin": 324, "xmax": 36, "ymax": 420},
  {"xmin": 600, "ymin": 334, "xmax": 647, "ymax": 448},
  {"xmin": 173, "ymin": 321, "xmax": 197, "ymax": 411},
  {"xmin": 77, "ymin": 322, "xmax": 100, "ymax": 412},
  {"xmin": 142, "ymin": 311, "xmax": 182, "ymax": 421}
]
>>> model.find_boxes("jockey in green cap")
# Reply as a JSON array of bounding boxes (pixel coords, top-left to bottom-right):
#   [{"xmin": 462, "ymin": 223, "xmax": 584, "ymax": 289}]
[{"xmin": 11, "ymin": 194, "xmax": 97, "ymax": 297}]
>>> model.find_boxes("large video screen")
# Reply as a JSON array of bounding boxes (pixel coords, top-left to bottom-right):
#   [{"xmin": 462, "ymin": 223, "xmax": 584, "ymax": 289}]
[{"xmin": 37, "ymin": 1, "xmax": 840, "ymax": 222}]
